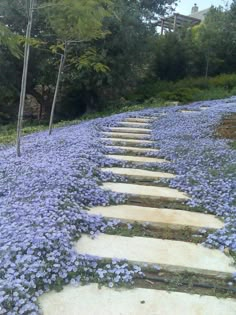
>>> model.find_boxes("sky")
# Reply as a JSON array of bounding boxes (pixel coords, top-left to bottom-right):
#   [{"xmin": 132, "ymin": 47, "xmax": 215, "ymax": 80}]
[{"xmin": 176, "ymin": 0, "xmax": 232, "ymax": 15}]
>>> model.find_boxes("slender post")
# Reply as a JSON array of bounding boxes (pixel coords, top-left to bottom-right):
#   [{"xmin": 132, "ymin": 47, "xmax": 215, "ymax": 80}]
[
  {"xmin": 205, "ymin": 48, "xmax": 210, "ymax": 79},
  {"xmin": 16, "ymin": 0, "xmax": 34, "ymax": 157},
  {"xmin": 49, "ymin": 40, "xmax": 82, "ymax": 135},
  {"xmin": 48, "ymin": 53, "xmax": 64, "ymax": 135}
]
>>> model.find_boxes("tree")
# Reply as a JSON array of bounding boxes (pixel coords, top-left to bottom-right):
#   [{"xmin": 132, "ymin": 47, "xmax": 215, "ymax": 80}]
[
  {"xmin": 0, "ymin": 0, "xmax": 179, "ymax": 130},
  {"xmin": 43, "ymin": 0, "xmax": 113, "ymax": 134},
  {"xmin": 57, "ymin": 0, "xmax": 178, "ymax": 115},
  {"xmin": 151, "ymin": 31, "xmax": 188, "ymax": 81},
  {"xmin": 193, "ymin": 7, "xmax": 226, "ymax": 78},
  {"xmin": 0, "ymin": 23, "xmax": 21, "ymax": 57}
]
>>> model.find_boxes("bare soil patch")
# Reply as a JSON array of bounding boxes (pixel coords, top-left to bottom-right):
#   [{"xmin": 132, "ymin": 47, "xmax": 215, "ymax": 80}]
[{"xmin": 217, "ymin": 113, "xmax": 236, "ymax": 140}]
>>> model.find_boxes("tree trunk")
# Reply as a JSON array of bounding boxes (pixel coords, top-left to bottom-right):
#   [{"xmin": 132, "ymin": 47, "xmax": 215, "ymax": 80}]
[
  {"xmin": 16, "ymin": 0, "xmax": 34, "ymax": 157},
  {"xmin": 49, "ymin": 53, "xmax": 65, "ymax": 135},
  {"xmin": 205, "ymin": 48, "xmax": 210, "ymax": 79}
]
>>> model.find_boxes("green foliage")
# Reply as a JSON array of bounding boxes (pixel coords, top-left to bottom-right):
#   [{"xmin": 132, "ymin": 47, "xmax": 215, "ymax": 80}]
[
  {"xmin": 45, "ymin": 0, "xmax": 112, "ymax": 41},
  {"xmin": 1, "ymin": 0, "xmax": 236, "ymax": 124},
  {"xmin": 151, "ymin": 32, "xmax": 189, "ymax": 81},
  {"xmin": 159, "ymin": 88, "xmax": 200, "ymax": 103},
  {"xmin": 0, "ymin": 22, "xmax": 21, "ymax": 58},
  {"xmin": 209, "ymin": 74, "xmax": 236, "ymax": 90},
  {"xmin": 129, "ymin": 73, "xmax": 236, "ymax": 104},
  {"xmin": 0, "ymin": 99, "xmax": 166, "ymax": 144},
  {"xmin": 72, "ymin": 48, "xmax": 110, "ymax": 73},
  {"xmin": 231, "ymin": 141, "xmax": 236, "ymax": 150}
]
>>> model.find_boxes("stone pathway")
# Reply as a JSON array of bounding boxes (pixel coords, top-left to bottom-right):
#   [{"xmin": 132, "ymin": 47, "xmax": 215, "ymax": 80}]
[{"xmin": 39, "ymin": 116, "xmax": 236, "ymax": 314}]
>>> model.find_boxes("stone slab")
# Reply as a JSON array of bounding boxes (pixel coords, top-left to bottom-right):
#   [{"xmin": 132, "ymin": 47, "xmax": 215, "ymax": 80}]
[
  {"xmin": 125, "ymin": 118, "xmax": 152, "ymax": 123},
  {"xmin": 76, "ymin": 234, "xmax": 236, "ymax": 277},
  {"xmin": 39, "ymin": 283, "xmax": 236, "ymax": 315},
  {"xmin": 101, "ymin": 167, "xmax": 175, "ymax": 180},
  {"xmin": 119, "ymin": 122, "xmax": 150, "ymax": 127},
  {"xmin": 89, "ymin": 205, "xmax": 224, "ymax": 230},
  {"xmin": 101, "ymin": 138, "xmax": 154, "ymax": 145},
  {"xmin": 180, "ymin": 110, "xmax": 198, "ymax": 113},
  {"xmin": 109, "ymin": 127, "xmax": 151, "ymax": 134},
  {"xmin": 105, "ymin": 155, "xmax": 167, "ymax": 164},
  {"xmin": 105, "ymin": 145, "xmax": 160, "ymax": 153},
  {"xmin": 102, "ymin": 132, "xmax": 150, "ymax": 139},
  {"xmin": 102, "ymin": 182, "xmax": 190, "ymax": 201}
]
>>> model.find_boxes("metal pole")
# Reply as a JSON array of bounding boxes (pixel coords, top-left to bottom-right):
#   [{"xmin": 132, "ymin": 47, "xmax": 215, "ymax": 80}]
[
  {"xmin": 16, "ymin": 0, "xmax": 34, "ymax": 157},
  {"xmin": 48, "ymin": 53, "xmax": 64, "ymax": 135}
]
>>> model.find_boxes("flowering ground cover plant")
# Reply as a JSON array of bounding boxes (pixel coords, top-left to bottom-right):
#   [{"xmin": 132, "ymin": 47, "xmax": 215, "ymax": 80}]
[
  {"xmin": 147, "ymin": 100, "xmax": 236, "ymax": 253},
  {"xmin": 0, "ymin": 98, "xmax": 236, "ymax": 314}
]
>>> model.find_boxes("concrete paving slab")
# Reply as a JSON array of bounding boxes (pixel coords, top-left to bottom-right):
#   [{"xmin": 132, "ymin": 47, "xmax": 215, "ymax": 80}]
[
  {"xmin": 39, "ymin": 283, "xmax": 236, "ymax": 315},
  {"xmin": 102, "ymin": 132, "xmax": 150, "ymax": 139},
  {"xmin": 105, "ymin": 155, "xmax": 167, "ymax": 164},
  {"xmin": 109, "ymin": 127, "xmax": 151, "ymax": 134},
  {"xmin": 125, "ymin": 118, "xmax": 153, "ymax": 123},
  {"xmin": 105, "ymin": 145, "xmax": 160, "ymax": 153},
  {"xmin": 119, "ymin": 122, "xmax": 150, "ymax": 127},
  {"xmin": 89, "ymin": 205, "xmax": 224, "ymax": 230},
  {"xmin": 180, "ymin": 110, "xmax": 198, "ymax": 113},
  {"xmin": 76, "ymin": 234, "xmax": 236, "ymax": 277},
  {"xmin": 101, "ymin": 167, "xmax": 175, "ymax": 180},
  {"xmin": 102, "ymin": 182, "xmax": 190, "ymax": 201},
  {"xmin": 101, "ymin": 138, "xmax": 154, "ymax": 145}
]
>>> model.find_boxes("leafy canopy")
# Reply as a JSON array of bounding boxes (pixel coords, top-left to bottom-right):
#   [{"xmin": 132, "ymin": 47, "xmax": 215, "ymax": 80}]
[
  {"xmin": 0, "ymin": 22, "xmax": 21, "ymax": 58},
  {"xmin": 44, "ymin": 0, "xmax": 113, "ymax": 42}
]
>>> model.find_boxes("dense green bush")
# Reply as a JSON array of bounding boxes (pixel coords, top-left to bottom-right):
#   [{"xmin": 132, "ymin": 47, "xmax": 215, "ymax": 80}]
[
  {"xmin": 209, "ymin": 74, "xmax": 236, "ymax": 90},
  {"xmin": 159, "ymin": 88, "xmax": 201, "ymax": 103},
  {"xmin": 128, "ymin": 73, "xmax": 236, "ymax": 104}
]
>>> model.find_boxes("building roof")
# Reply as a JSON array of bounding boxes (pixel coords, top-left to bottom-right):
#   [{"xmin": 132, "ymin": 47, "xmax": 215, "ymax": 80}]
[
  {"xmin": 189, "ymin": 8, "xmax": 210, "ymax": 21},
  {"xmin": 156, "ymin": 7, "xmax": 210, "ymax": 32},
  {"xmin": 156, "ymin": 13, "xmax": 201, "ymax": 30}
]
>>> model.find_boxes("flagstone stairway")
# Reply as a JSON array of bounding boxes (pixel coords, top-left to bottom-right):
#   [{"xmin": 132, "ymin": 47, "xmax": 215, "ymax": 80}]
[{"xmin": 39, "ymin": 116, "xmax": 236, "ymax": 315}]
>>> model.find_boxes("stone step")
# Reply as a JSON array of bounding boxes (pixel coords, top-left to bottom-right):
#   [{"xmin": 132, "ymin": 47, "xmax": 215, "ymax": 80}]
[
  {"xmin": 101, "ymin": 167, "xmax": 175, "ymax": 180},
  {"xmin": 180, "ymin": 110, "xmax": 198, "ymax": 113},
  {"xmin": 102, "ymin": 182, "xmax": 190, "ymax": 202},
  {"xmin": 89, "ymin": 205, "xmax": 224, "ymax": 230},
  {"xmin": 105, "ymin": 145, "xmax": 160, "ymax": 154},
  {"xmin": 109, "ymin": 127, "xmax": 151, "ymax": 134},
  {"xmin": 76, "ymin": 234, "xmax": 236, "ymax": 277},
  {"xmin": 101, "ymin": 138, "xmax": 154, "ymax": 146},
  {"xmin": 105, "ymin": 155, "xmax": 167, "ymax": 164},
  {"xmin": 125, "ymin": 118, "xmax": 153, "ymax": 123},
  {"xmin": 119, "ymin": 122, "xmax": 150, "ymax": 127},
  {"xmin": 102, "ymin": 132, "xmax": 150, "ymax": 139},
  {"xmin": 39, "ymin": 283, "xmax": 236, "ymax": 315}
]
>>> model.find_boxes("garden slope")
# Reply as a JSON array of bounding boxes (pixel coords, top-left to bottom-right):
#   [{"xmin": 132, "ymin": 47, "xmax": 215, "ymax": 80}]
[{"xmin": 0, "ymin": 97, "xmax": 236, "ymax": 314}]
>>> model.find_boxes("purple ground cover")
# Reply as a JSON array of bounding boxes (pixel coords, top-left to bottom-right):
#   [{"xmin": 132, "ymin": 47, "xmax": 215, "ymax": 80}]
[
  {"xmin": 0, "ymin": 117, "xmax": 143, "ymax": 314},
  {"xmin": 0, "ymin": 98, "xmax": 236, "ymax": 314},
  {"xmin": 148, "ymin": 100, "xmax": 236, "ymax": 252}
]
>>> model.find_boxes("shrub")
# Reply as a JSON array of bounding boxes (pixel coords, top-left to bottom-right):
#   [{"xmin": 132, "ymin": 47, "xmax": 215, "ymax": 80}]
[
  {"xmin": 209, "ymin": 74, "xmax": 236, "ymax": 90},
  {"xmin": 192, "ymin": 87, "xmax": 232, "ymax": 101},
  {"xmin": 159, "ymin": 88, "xmax": 201, "ymax": 103},
  {"xmin": 129, "ymin": 73, "xmax": 236, "ymax": 104}
]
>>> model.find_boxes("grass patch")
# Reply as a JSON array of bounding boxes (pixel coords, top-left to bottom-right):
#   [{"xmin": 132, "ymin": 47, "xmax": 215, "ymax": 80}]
[
  {"xmin": 134, "ymin": 270, "xmax": 236, "ymax": 299},
  {"xmin": 0, "ymin": 100, "xmax": 170, "ymax": 146},
  {"xmin": 126, "ymin": 197, "xmax": 207, "ymax": 213},
  {"xmin": 230, "ymin": 141, "xmax": 236, "ymax": 150},
  {"xmin": 106, "ymin": 222, "xmax": 210, "ymax": 244}
]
